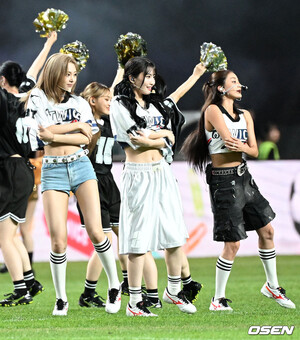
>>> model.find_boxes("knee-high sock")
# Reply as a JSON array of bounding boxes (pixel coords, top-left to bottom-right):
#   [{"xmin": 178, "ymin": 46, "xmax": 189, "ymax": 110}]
[
  {"xmin": 93, "ymin": 237, "xmax": 119, "ymax": 290},
  {"xmin": 167, "ymin": 275, "xmax": 181, "ymax": 295},
  {"xmin": 50, "ymin": 251, "xmax": 67, "ymax": 301},
  {"xmin": 258, "ymin": 248, "xmax": 279, "ymax": 288},
  {"xmin": 215, "ymin": 256, "xmax": 233, "ymax": 300},
  {"xmin": 129, "ymin": 286, "xmax": 142, "ymax": 306}
]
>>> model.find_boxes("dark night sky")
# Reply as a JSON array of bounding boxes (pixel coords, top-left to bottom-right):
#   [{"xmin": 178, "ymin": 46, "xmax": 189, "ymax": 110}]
[{"xmin": 1, "ymin": 0, "xmax": 300, "ymax": 157}]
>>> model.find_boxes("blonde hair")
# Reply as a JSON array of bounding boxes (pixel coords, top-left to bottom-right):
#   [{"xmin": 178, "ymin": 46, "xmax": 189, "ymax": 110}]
[
  {"xmin": 81, "ymin": 82, "xmax": 110, "ymax": 110},
  {"xmin": 23, "ymin": 53, "xmax": 78, "ymax": 105}
]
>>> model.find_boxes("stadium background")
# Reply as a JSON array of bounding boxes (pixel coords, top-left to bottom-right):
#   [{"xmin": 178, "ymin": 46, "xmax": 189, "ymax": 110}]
[
  {"xmin": 1, "ymin": 0, "xmax": 300, "ymax": 159},
  {"xmin": 0, "ymin": 0, "xmax": 300, "ymax": 263}
]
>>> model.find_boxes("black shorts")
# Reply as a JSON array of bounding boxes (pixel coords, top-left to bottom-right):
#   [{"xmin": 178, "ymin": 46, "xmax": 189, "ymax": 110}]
[
  {"xmin": 206, "ymin": 162, "xmax": 275, "ymax": 242},
  {"xmin": 77, "ymin": 172, "xmax": 120, "ymax": 232},
  {"xmin": 0, "ymin": 157, "xmax": 34, "ymax": 223}
]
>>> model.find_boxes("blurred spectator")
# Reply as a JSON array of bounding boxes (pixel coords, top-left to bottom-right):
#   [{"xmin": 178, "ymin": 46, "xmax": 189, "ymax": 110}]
[{"xmin": 258, "ymin": 123, "xmax": 280, "ymax": 160}]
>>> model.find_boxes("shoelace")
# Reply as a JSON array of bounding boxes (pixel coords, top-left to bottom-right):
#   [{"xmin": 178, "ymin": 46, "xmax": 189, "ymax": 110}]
[
  {"xmin": 277, "ymin": 287, "xmax": 287, "ymax": 297},
  {"xmin": 93, "ymin": 292, "xmax": 105, "ymax": 303},
  {"xmin": 218, "ymin": 298, "xmax": 232, "ymax": 307},
  {"xmin": 56, "ymin": 299, "xmax": 67, "ymax": 310},
  {"xmin": 108, "ymin": 288, "xmax": 119, "ymax": 303},
  {"xmin": 136, "ymin": 301, "xmax": 151, "ymax": 314},
  {"xmin": 177, "ymin": 290, "xmax": 190, "ymax": 303}
]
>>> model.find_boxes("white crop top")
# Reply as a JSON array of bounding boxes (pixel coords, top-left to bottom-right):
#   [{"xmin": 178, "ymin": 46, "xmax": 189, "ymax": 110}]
[
  {"xmin": 205, "ymin": 105, "xmax": 248, "ymax": 154},
  {"xmin": 110, "ymin": 96, "xmax": 174, "ymax": 162}
]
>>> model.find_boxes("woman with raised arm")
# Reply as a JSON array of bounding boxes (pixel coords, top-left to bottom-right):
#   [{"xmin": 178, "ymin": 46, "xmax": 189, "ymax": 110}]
[
  {"xmin": 23, "ymin": 53, "xmax": 121, "ymax": 316},
  {"xmin": 0, "ymin": 32, "xmax": 57, "ymax": 306},
  {"xmin": 181, "ymin": 69, "xmax": 295, "ymax": 311}
]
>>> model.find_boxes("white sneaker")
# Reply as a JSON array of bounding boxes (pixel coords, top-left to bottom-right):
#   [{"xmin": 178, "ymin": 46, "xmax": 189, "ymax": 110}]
[
  {"xmin": 163, "ymin": 288, "xmax": 197, "ymax": 314},
  {"xmin": 261, "ymin": 282, "xmax": 296, "ymax": 309},
  {"xmin": 209, "ymin": 297, "xmax": 233, "ymax": 311},
  {"xmin": 105, "ymin": 288, "xmax": 121, "ymax": 314},
  {"xmin": 52, "ymin": 299, "xmax": 69, "ymax": 316},
  {"xmin": 126, "ymin": 301, "xmax": 158, "ymax": 317}
]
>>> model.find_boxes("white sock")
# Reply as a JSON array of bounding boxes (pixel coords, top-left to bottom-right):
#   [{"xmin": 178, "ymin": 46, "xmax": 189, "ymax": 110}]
[
  {"xmin": 93, "ymin": 237, "xmax": 120, "ymax": 289},
  {"xmin": 258, "ymin": 248, "xmax": 279, "ymax": 288},
  {"xmin": 167, "ymin": 275, "xmax": 181, "ymax": 295},
  {"xmin": 129, "ymin": 287, "xmax": 142, "ymax": 306},
  {"xmin": 50, "ymin": 251, "xmax": 67, "ymax": 301},
  {"xmin": 215, "ymin": 256, "xmax": 233, "ymax": 300}
]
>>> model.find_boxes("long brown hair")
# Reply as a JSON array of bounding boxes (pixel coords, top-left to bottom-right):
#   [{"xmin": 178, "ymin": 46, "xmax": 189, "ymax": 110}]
[
  {"xmin": 181, "ymin": 70, "xmax": 237, "ymax": 173},
  {"xmin": 23, "ymin": 53, "xmax": 78, "ymax": 105}
]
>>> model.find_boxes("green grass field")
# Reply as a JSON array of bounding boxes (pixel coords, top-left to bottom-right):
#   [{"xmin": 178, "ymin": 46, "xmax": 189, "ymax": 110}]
[{"xmin": 0, "ymin": 256, "xmax": 299, "ymax": 340}]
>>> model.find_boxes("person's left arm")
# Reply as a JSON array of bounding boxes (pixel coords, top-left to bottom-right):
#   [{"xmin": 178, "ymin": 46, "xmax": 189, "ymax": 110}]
[
  {"xmin": 168, "ymin": 63, "xmax": 206, "ymax": 104},
  {"xmin": 224, "ymin": 110, "xmax": 259, "ymax": 158}
]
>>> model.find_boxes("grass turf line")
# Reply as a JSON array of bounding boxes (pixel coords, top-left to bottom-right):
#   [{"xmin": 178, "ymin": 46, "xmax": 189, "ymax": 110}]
[{"xmin": 0, "ymin": 256, "xmax": 299, "ymax": 339}]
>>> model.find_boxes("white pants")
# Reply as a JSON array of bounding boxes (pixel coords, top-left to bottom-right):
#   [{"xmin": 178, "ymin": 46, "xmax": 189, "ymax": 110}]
[{"xmin": 119, "ymin": 158, "xmax": 188, "ymax": 254}]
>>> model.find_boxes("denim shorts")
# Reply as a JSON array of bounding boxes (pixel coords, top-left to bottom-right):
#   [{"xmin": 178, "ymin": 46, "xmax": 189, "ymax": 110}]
[{"xmin": 41, "ymin": 150, "xmax": 97, "ymax": 195}]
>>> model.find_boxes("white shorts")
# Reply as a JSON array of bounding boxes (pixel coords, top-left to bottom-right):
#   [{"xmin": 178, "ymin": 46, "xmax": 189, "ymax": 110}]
[{"xmin": 119, "ymin": 158, "xmax": 188, "ymax": 254}]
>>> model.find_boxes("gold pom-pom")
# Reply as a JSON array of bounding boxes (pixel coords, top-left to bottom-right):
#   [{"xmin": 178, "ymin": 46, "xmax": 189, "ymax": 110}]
[
  {"xmin": 33, "ymin": 8, "xmax": 69, "ymax": 37},
  {"xmin": 200, "ymin": 42, "xmax": 228, "ymax": 72},
  {"xmin": 60, "ymin": 40, "xmax": 90, "ymax": 72},
  {"xmin": 114, "ymin": 32, "xmax": 147, "ymax": 68}
]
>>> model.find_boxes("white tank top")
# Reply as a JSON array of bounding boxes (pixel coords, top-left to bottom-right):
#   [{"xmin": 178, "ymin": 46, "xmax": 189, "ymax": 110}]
[{"xmin": 205, "ymin": 105, "xmax": 248, "ymax": 154}]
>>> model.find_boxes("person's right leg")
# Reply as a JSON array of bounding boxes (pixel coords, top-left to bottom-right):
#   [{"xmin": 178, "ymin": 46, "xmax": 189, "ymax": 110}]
[
  {"xmin": 126, "ymin": 253, "xmax": 157, "ymax": 317},
  {"xmin": 43, "ymin": 190, "xmax": 69, "ymax": 315}
]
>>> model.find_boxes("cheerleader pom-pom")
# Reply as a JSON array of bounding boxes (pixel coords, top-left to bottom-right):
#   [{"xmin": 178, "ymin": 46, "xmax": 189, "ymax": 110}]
[
  {"xmin": 60, "ymin": 40, "xmax": 90, "ymax": 72},
  {"xmin": 114, "ymin": 32, "xmax": 147, "ymax": 68},
  {"xmin": 33, "ymin": 8, "xmax": 69, "ymax": 37},
  {"xmin": 200, "ymin": 42, "xmax": 228, "ymax": 72}
]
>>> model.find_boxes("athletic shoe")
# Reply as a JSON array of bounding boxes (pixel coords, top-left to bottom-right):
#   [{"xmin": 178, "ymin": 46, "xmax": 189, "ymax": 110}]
[
  {"xmin": 105, "ymin": 288, "xmax": 121, "ymax": 314},
  {"xmin": 121, "ymin": 281, "xmax": 129, "ymax": 296},
  {"xmin": 126, "ymin": 301, "xmax": 158, "ymax": 317},
  {"xmin": 0, "ymin": 264, "xmax": 8, "ymax": 274},
  {"xmin": 79, "ymin": 292, "xmax": 105, "ymax": 308},
  {"xmin": 162, "ymin": 288, "xmax": 197, "ymax": 314},
  {"xmin": 52, "ymin": 299, "xmax": 68, "ymax": 316},
  {"xmin": 0, "ymin": 291, "xmax": 33, "ymax": 307},
  {"xmin": 209, "ymin": 297, "xmax": 233, "ymax": 311},
  {"xmin": 142, "ymin": 295, "xmax": 162, "ymax": 309},
  {"xmin": 183, "ymin": 280, "xmax": 203, "ymax": 304},
  {"xmin": 261, "ymin": 282, "xmax": 296, "ymax": 309},
  {"xmin": 29, "ymin": 280, "xmax": 44, "ymax": 297}
]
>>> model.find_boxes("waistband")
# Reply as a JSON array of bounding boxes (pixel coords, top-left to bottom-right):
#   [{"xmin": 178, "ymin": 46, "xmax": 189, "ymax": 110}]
[
  {"xmin": 211, "ymin": 161, "xmax": 248, "ymax": 176},
  {"xmin": 124, "ymin": 158, "xmax": 164, "ymax": 171},
  {"xmin": 43, "ymin": 149, "xmax": 89, "ymax": 164}
]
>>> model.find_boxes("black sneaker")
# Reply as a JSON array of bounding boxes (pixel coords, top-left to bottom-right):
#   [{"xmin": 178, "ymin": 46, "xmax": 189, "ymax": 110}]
[
  {"xmin": 0, "ymin": 264, "xmax": 8, "ymax": 274},
  {"xmin": 142, "ymin": 295, "xmax": 162, "ymax": 309},
  {"xmin": 0, "ymin": 291, "xmax": 33, "ymax": 307},
  {"xmin": 121, "ymin": 281, "xmax": 129, "ymax": 296},
  {"xmin": 79, "ymin": 292, "xmax": 106, "ymax": 308},
  {"xmin": 29, "ymin": 280, "xmax": 45, "ymax": 297},
  {"xmin": 183, "ymin": 280, "xmax": 203, "ymax": 303}
]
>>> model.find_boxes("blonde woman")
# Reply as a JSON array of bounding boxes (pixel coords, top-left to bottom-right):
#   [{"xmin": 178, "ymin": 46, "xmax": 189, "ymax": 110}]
[{"xmin": 24, "ymin": 53, "xmax": 121, "ymax": 316}]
